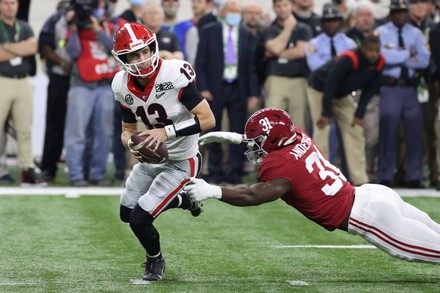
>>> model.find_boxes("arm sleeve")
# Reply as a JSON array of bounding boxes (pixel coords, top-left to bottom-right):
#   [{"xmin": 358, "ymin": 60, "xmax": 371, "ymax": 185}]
[
  {"xmin": 120, "ymin": 103, "xmax": 137, "ymax": 123},
  {"xmin": 321, "ymin": 56, "xmax": 354, "ymax": 117},
  {"xmin": 180, "ymin": 82, "xmax": 205, "ymax": 111}
]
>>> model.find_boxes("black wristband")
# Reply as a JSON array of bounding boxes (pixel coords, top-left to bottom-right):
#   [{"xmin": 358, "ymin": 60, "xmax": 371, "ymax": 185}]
[{"xmin": 165, "ymin": 116, "xmax": 202, "ymax": 138}]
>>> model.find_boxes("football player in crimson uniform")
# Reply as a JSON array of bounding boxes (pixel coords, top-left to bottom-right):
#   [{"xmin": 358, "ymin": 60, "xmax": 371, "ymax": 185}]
[
  {"xmin": 184, "ymin": 108, "xmax": 440, "ymax": 264},
  {"xmin": 111, "ymin": 22, "xmax": 215, "ymax": 281}
]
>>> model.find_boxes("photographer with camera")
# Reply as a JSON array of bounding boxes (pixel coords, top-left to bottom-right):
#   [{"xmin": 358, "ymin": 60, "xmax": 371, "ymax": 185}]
[{"xmin": 64, "ymin": 0, "xmax": 122, "ymax": 187}]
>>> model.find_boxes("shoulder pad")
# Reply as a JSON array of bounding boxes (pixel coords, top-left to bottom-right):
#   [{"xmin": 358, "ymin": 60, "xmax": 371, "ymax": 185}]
[
  {"xmin": 161, "ymin": 60, "xmax": 196, "ymax": 88},
  {"xmin": 111, "ymin": 70, "xmax": 126, "ymax": 94}
]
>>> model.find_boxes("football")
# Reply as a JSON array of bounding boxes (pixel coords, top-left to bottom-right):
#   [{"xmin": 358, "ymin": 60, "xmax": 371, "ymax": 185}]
[{"xmin": 130, "ymin": 132, "xmax": 169, "ymax": 164}]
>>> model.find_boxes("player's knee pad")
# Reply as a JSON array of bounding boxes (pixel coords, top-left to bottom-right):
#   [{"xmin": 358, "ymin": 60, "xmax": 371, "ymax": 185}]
[
  {"xmin": 129, "ymin": 204, "xmax": 154, "ymax": 229},
  {"xmin": 120, "ymin": 205, "xmax": 132, "ymax": 223}
]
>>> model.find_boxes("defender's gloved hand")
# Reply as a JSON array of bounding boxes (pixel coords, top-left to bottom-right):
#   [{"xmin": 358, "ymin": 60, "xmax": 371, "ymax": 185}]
[
  {"xmin": 183, "ymin": 178, "xmax": 222, "ymax": 201},
  {"xmin": 199, "ymin": 131, "xmax": 244, "ymax": 145}
]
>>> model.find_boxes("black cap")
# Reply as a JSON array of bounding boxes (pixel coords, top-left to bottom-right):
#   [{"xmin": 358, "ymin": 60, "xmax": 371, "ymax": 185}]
[
  {"xmin": 322, "ymin": 3, "xmax": 343, "ymax": 20},
  {"xmin": 390, "ymin": 0, "xmax": 409, "ymax": 10}
]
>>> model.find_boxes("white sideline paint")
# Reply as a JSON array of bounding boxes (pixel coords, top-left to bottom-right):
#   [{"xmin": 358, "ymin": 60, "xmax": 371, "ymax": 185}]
[
  {"xmin": 131, "ymin": 279, "xmax": 151, "ymax": 285},
  {"xmin": 273, "ymin": 245, "xmax": 376, "ymax": 249},
  {"xmin": 0, "ymin": 187, "xmax": 124, "ymax": 197},
  {"xmin": 287, "ymin": 280, "xmax": 310, "ymax": 286},
  {"xmin": 0, "ymin": 187, "xmax": 438, "ymax": 197},
  {"xmin": 0, "ymin": 282, "xmax": 38, "ymax": 286}
]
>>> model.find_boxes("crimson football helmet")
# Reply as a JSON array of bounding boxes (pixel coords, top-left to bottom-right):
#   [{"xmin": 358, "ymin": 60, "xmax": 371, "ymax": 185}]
[
  {"xmin": 112, "ymin": 23, "xmax": 159, "ymax": 78},
  {"xmin": 244, "ymin": 108, "xmax": 297, "ymax": 165}
]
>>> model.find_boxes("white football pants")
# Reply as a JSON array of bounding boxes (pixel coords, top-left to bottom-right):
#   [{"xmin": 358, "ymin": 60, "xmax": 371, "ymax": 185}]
[
  {"xmin": 348, "ymin": 184, "xmax": 440, "ymax": 263},
  {"xmin": 121, "ymin": 153, "xmax": 202, "ymax": 217}
]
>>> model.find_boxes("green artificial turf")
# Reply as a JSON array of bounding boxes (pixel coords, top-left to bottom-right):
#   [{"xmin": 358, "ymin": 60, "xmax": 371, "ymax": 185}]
[{"xmin": 0, "ymin": 195, "xmax": 439, "ymax": 292}]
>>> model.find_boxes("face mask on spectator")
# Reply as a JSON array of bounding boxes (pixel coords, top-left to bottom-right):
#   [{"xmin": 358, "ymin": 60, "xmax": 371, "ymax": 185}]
[
  {"xmin": 93, "ymin": 7, "xmax": 105, "ymax": 18},
  {"xmin": 225, "ymin": 13, "xmax": 241, "ymax": 27}
]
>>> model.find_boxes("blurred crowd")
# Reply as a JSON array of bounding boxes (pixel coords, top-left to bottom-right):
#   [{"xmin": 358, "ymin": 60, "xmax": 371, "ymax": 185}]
[{"xmin": 1, "ymin": 0, "xmax": 440, "ymax": 189}]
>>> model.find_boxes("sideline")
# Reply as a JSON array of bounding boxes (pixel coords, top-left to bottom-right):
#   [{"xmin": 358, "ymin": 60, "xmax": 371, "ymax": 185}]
[
  {"xmin": 0, "ymin": 187, "xmax": 124, "ymax": 196},
  {"xmin": 0, "ymin": 187, "xmax": 439, "ymax": 197}
]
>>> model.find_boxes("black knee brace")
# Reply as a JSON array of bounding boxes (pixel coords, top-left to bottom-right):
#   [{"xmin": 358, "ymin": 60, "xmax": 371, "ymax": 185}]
[
  {"xmin": 120, "ymin": 205, "xmax": 132, "ymax": 223},
  {"xmin": 129, "ymin": 204, "xmax": 155, "ymax": 231},
  {"xmin": 129, "ymin": 204, "xmax": 161, "ymax": 255}
]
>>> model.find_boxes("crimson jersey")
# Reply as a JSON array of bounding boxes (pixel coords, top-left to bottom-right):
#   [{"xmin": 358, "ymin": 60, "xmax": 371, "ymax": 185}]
[
  {"xmin": 112, "ymin": 59, "xmax": 200, "ymax": 160},
  {"xmin": 258, "ymin": 127, "xmax": 355, "ymax": 231}
]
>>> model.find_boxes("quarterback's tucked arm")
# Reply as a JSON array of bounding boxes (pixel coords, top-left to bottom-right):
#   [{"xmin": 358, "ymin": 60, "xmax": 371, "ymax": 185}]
[{"xmin": 183, "ymin": 177, "xmax": 291, "ymax": 206}]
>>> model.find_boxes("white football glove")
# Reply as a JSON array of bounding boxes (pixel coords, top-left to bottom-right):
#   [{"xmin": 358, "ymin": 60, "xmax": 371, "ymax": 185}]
[
  {"xmin": 199, "ymin": 131, "xmax": 244, "ymax": 146},
  {"xmin": 183, "ymin": 178, "xmax": 222, "ymax": 201}
]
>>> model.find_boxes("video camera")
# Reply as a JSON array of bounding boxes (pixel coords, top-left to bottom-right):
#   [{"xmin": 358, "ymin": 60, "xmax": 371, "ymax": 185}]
[{"xmin": 69, "ymin": 0, "xmax": 96, "ymax": 27}]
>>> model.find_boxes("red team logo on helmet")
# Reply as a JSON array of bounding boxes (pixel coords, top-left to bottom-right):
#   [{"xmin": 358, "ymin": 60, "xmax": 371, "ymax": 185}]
[
  {"xmin": 244, "ymin": 108, "xmax": 297, "ymax": 165},
  {"xmin": 112, "ymin": 23, "xmax": 159, "ymax": 78}
]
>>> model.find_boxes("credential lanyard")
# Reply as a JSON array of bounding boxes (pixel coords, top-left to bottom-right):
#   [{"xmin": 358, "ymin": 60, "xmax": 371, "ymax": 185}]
[{"xmin": 0, "ymin": 20, "xmax": 20, "ymax": 43}]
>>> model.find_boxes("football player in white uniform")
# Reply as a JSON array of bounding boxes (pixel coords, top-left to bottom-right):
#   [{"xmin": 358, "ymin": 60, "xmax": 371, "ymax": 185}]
[{"xmin": 111, "ymin": 23, "xmax": 215, "ymax": 281}]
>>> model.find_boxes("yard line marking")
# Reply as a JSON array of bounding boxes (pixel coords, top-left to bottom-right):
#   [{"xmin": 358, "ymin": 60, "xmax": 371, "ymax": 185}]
[
  {"xmin": 0, "ymin": 282, "xmax": 38, "ymax": 286},
  {"xmin": 273, "ymin": 245, "xmax": 376, "ymax": 249},
  {"xmin": 131, "ymin": 279, "xmax": 151, "ymax": 285},
  {"xmin": 287, "ymin": 280, "xmax": 310, "ymax": 286}
]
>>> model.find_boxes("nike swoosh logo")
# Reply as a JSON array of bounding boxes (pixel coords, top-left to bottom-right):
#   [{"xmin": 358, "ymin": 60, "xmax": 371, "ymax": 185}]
[{"xmin": 155, "ymin": 92, "xmax": 165, "ymax": 99}]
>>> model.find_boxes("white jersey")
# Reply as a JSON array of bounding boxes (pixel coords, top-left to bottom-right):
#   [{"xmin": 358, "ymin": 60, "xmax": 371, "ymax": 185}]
[{"xmin": 112, "ymin": 59, "xmax": 199, "ymax": 161}]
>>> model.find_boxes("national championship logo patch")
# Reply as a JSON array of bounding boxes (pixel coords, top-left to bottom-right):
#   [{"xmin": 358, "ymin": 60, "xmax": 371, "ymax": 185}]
[{"xmin": 125, "ymin": 94, "xmax": 134, "ymax": 105}]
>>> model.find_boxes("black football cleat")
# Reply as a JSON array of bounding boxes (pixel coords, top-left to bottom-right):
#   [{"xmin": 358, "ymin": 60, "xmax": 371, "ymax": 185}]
[
  {"xmin": 143, "ymin": 257, "xmax": 166, "ymax": 281},
  {"xmin": 189, "ymin": 199, "xmax": 203, "ymax": 217},
  {"xmin": 180, "ymin": 191, "xmax": 203, "ymax": 217}
]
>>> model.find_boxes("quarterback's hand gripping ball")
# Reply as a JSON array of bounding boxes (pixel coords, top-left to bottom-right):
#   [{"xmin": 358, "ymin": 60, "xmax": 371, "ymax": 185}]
[{"xmin": 130, "ymin": 132, "xmax": 169, "ymax": 164}]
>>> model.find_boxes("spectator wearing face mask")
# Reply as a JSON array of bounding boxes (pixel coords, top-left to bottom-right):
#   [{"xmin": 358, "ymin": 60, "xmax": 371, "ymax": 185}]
[{"xmin": 196, "ymin": 0, "xmax": 259, "ymax": 184}]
